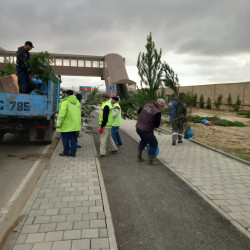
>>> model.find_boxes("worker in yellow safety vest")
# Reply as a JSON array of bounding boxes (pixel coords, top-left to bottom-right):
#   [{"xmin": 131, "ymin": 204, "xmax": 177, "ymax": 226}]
[
  {"xmin": 110, "ymin": 96, "xmax": 123, "ymax": 147},
  {"xmin": 97, "ymin": 94, "xmax": 118, "ymax": 158}
]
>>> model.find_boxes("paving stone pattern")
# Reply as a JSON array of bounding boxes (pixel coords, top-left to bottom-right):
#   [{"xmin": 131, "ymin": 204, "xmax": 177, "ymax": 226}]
[
  {"xmin": 121, "ymin": 119, "xmax": 250, "ymax": 235},
  {"xmin": 13, "ymin": 134, "xmax": 111, "ymax": 250}
]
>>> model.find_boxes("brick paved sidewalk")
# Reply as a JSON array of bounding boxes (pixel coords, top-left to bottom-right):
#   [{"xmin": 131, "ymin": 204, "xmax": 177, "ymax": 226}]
[
  {"xmin": 12, "ymin": 133, "xmax": 117, "ymax": 250},
  {"xmin": 121, "ymin": 118, "xmax": 250, "ymax": 239}
]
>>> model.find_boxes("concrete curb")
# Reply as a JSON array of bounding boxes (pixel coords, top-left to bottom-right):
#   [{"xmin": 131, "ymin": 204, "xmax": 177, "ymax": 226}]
[
  {"xmin": 156, "ymin": 127, "xmax": 250, "ymax": 166},
  {"xmin": 90, "ymin": 135, "xmax": 118, "ymax": 250}
]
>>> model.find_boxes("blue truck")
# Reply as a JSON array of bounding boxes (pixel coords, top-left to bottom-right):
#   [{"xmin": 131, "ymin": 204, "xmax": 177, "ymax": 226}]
[{"xmin": 0, "ymin": 77, "xmax": 61, "ymax": 143}]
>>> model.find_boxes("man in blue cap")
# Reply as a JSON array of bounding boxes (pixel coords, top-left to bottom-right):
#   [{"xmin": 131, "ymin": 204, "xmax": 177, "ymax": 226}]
[{"xmin": 16, "ymin": 41, "xmax": 34, "ymax": 93}]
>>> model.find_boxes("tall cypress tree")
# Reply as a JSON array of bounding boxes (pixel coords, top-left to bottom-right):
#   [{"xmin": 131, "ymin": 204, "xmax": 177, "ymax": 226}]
[
  {"xmin": 120, "ymin": 33, "xmax": 166, "ymax": 119},
  {"xmin": 137, "ymin": 32, "xmax": 163, "ymax": 104}
]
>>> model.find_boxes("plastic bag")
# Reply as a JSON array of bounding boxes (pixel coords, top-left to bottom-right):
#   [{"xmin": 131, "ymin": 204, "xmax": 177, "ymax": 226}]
[
  {"xmin": 147, "ymin": 145, "xmax": 159, "ymax": 158},
  {"xmin": 184, "ymin": 128, "xmax": 194, "ymax": 139}
]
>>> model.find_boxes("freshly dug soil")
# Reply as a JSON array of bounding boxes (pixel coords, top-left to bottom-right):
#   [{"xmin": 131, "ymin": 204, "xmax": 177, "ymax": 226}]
[{"xmin": 161, "ymin": 107, "xmax": 250, "ymax": 161}]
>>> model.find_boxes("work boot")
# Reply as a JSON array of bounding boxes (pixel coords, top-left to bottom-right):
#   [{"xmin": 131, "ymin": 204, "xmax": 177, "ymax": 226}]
[
  {"xmin": 172, "ymin": 141, "xmax": 176, "ymax": 146},
  {"xmin": 148, "ymin": 154, "xmax": 158, "ymax": 165},
  {"xmin": 59, "ymin": 153, "xmax": 68, "ymax": 156},
  {"xmin": 96, "ymin": 154, "xmax": 105, "ymax": 158},
  {"xmin": 137, "ymin": 149, "xmax": 143, "ymax": 162}
]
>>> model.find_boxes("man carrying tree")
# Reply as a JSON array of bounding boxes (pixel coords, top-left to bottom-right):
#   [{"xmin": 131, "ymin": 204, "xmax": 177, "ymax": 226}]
[
  {"xmin": 16, "ymin": 41, "xmax": 34, "ymax": 93},
  {"xmin": 136, "ymin": 98, "xmax": 166, "ymax": 164},
  {"xmin": 168, "ymin": 94, "xmax": 187, "ymax": 145}
]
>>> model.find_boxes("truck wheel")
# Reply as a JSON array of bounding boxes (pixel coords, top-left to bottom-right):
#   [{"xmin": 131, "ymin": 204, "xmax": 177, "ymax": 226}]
[
  {"xmin": 48, "ymin": 119, "xmax": 54, "ymax": 144},
  {"xmin": 44, "ymin": 119, "xmax": 54, "ymax": 144},
  {"xmin": 53, "ymin": 114, "xmax": 57, "ymax": 130},
  {"xmin": 0, "ymin": 131, "xmax": 4, "ymax": 144}
]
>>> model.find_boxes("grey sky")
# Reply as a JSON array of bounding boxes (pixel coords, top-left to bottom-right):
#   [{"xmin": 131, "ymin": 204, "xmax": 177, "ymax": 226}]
[{"xmin": 1, "ymin": 0, "xmax": 249, "ymax": 88}]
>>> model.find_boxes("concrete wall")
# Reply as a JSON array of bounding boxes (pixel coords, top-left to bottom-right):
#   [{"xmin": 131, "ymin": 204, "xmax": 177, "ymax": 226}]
[{"xmin": 163, "ymin": 82, "xmax": 250, "ymax": 110}]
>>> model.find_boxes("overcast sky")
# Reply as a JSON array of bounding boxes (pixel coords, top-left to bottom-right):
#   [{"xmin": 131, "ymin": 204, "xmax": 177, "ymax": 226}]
[{"xmin": 1, "ymin": 0, "xmax": 249, "ymax": 90}]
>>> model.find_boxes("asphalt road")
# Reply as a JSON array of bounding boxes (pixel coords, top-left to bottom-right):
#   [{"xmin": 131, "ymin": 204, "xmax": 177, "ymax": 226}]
[
  {"xmin": 90, "ymin": 114, "xmax": 250, "ymax": 250},
  {"xmin": 0, "ymin": 132, "xmax": 59, "ymax": 248}
]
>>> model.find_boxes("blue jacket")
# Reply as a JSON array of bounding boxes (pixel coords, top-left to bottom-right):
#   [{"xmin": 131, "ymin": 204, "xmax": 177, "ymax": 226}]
[{"xmin": 168, "ymin": 100, "xmax": 187, "ymax": 121}]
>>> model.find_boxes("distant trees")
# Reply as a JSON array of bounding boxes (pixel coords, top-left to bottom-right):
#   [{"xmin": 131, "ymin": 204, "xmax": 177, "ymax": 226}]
[
  {"xmin": 233, "ymin": 95, "xmax": 241, "ymax": 111},
  {"xmin": 227, "ymin": 94, "xmax": 233, "ymax": 110},
  {"xmin": 199, "ymin": 94, "xmax": 205, "ymax": 108},
  {"xmin": 206, "ymin": 97, "xmax": 212, "ymax": 109},
  {"xmin": 214, "ymin": 94, "xmax": 223, "ymax": 109}
]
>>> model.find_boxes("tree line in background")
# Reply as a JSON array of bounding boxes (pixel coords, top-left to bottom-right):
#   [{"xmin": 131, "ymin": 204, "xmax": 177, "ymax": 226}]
[{"xmin": 177, "ymin": 92, "xmax": 242, "ymax": 112}]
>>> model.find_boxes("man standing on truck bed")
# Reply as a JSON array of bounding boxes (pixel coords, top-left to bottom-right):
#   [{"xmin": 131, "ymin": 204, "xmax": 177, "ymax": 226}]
[
  {"xmin": 56, "ymin": 90, "xmax": 81, "ymax": 157},
  {"xmin": 16, "ymin": 41, "xmax": 34, "ymax": 93}
]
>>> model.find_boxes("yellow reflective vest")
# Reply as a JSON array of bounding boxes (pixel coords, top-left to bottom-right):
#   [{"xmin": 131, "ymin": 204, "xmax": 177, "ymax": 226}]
[
  {"xmin": 112, "ymin": 103, "xmax": 121, "ymax": 127},
  {"xmin": 99, "ymin": 100, "xmax": 113, "ymax": 128}
]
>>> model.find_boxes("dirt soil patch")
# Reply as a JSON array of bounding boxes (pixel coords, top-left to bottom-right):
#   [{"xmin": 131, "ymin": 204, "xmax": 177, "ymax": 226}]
[{"xmin": 161, "ymin": 107, "xmax": 250, "ymax": 161}]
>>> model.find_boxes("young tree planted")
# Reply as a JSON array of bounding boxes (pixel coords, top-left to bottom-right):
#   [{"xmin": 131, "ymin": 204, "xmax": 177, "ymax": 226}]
[
  {"xmin": 227, "ymin": 93, "xmax": 233, "ymax": 110},
  {"xmin": 193, "ymin": 93, "xmax": 198, "ymax": 107},
  {"xmin": 206, "ymin": 97, "xmax": 212, "ymax": 109},
  {"xmin": 199, "ymin": 94, "xmax": 205, "ymax": 108},
  {"xmin": 214, "ymin": 94, "xmax": 223, "ymax": 109},
  {"xmin": 233, "ymin": 95, "xmax": 241, "ymax": 111}
]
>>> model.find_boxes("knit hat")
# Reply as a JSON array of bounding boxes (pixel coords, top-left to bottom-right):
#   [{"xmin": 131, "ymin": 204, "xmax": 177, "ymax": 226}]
[
  {"xmin": 156, "ymin": 98, "xmax": 166, "ymax": 107},
  {"xmin": 75, "ymin": 93, "xmax": 82, "ymax": 102},
  {"xmin": 111, "ymin": 96, "xmax": 119, "ymax": 101},
  {"xmin": 101, "ymin": 93, "xmax": 110, "ymax": 99},
  {"xmin": 65, "ymin": 90, "xmax": 73, "ymax": 95}
]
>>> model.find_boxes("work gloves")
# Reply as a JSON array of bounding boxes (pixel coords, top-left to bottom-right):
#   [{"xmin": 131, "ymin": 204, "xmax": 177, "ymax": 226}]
[
  {"xmin": 183, "ymin": 115, "xmax": 188, "ymax": 123},
  {"xmin": 99, "ymin": 127, "xmax": 103, "ymax": 134}
]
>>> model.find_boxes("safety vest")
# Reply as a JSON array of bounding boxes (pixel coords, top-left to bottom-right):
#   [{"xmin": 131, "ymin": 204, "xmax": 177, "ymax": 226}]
[
  {"xmin": 112, "ymin": 103, "xmax": 122, "ymax": 127},
  {"xmin": 99, "ymin": 100, "xmax": 113, "ymax": 128},
  {"xmin": 56, "ymin": 95, "xmax": 82, "ymax": 132}
]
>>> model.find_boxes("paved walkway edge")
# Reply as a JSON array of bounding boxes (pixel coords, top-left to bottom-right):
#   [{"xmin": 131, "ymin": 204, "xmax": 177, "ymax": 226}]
[
  {"xmin": 90, "ymin": 135, "xmax": 118, "ymax": 250},
  {"xmin": 156, "ymin": 127, "xmax": 250, "ymax": 166},
  {"xmin": 7, "ymin": 133, "xmax": 118, "ymax": 250},
  {"xmin": 159, "ymin": 157, "xmax": 250, "ymax": 240},
  {"xmin": 3, "ymin": 134, "xmax": 60, "ymax": 249},
  {"xmin": 121, "ymin": 127, "xmax": 250, "ymax": 240}
]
